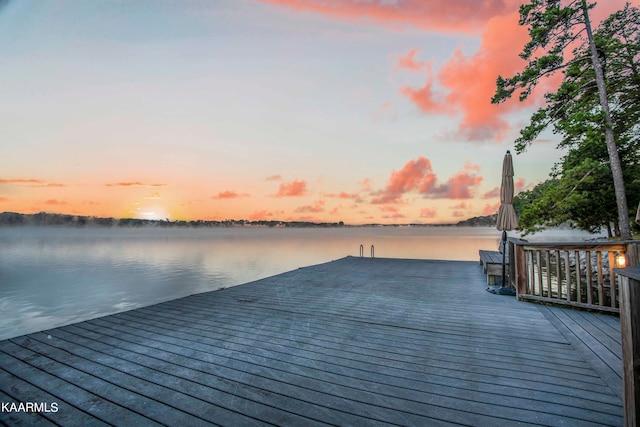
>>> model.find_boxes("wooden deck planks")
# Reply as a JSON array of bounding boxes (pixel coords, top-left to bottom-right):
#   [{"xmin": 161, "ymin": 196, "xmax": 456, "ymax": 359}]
[
  {"xmin": 539, "ymin": 304, "xmax": 623, "ymax": 400},
  {"xmin": 0, "ymin": 347, "xmax": 160, "ymax": 427},
  {"xmin": 0, "ymin": 256, "xmax": 624, "ymax": 426}
]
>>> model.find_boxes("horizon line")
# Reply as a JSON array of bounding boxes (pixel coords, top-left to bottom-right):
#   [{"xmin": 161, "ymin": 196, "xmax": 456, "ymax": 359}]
[{"xmin": 0, "ymin": 210, "xmax": 497, "ymax": 228}]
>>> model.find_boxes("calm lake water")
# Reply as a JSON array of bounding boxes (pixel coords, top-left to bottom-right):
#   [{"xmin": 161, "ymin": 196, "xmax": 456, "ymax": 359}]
[{"xmin": 0, "ymin": 226, "xmax": 603, "ymax": 340}]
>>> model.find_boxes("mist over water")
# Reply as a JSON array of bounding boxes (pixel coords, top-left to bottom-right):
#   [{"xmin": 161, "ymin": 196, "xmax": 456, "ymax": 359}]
[{"xmin": 0, "ymin": 226, "xmax": 603, "ymax": 340}]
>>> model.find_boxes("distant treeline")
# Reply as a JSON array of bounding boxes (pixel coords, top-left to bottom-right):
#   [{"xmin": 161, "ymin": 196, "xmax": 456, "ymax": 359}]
[
  {"xmin": 455, "ymin": 214, "xmax": 498, "ymax": 227},
  {"xmin": 0, "ymin": 212, "xmax": 346, "ymax": 228},
  {"xmin": 0, "ymin": 211, "xmax": 498, "ymax": 228}
]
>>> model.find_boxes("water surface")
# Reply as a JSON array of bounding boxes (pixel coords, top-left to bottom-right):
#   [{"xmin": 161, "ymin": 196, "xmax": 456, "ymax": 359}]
[{"xmin": 0, "ymin": 226, "xmax": 601, "ymax": 340}]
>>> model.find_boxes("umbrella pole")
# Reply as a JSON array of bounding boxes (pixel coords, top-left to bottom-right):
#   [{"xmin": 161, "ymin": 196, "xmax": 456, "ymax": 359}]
[{"xmin": 501, "ymin": 230, "xmax": 507, "ymax": 288}]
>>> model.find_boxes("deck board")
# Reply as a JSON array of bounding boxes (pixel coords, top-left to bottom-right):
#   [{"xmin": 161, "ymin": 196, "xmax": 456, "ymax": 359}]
[{"xmin": 0, "ymin": 256, "xmax": 624, "ymax": 426}]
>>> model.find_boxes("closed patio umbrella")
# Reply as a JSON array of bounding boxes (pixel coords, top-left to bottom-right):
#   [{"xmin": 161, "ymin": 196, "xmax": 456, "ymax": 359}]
[
  {"xmin": 492, "ymin": 150, "xmax": 518, "ymax": 295},
  {"xmin": 497, "ymin": 150, "xmax": 518, "ymax": 232}
]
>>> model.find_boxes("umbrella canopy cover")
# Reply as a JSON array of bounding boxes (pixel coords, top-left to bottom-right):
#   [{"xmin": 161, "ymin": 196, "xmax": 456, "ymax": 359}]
[{"xmin": 497, "ymin": 151, "xmax": 518, "ymax": 231}]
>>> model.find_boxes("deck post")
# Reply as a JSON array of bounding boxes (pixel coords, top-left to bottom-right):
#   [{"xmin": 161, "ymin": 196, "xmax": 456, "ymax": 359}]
[
  {"xmin": 617, "ymin": 266, "xmax": 640, "ymax": 427},
  {"xmin": 508, "ymin": 240, "xmax": 516, "ymax": 288},
  {"xmin": 514, "ymin": 241, "xmax": 527, "ymax": 298},
  {"xmin": 628, "ymin": 242, "xmax": 639, "ymax": 267}
]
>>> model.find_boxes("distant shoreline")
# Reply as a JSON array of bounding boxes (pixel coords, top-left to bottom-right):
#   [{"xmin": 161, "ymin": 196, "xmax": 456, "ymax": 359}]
[{"xmin": 0, "ymin": 211, "xmax": 498, "ymax": 228}]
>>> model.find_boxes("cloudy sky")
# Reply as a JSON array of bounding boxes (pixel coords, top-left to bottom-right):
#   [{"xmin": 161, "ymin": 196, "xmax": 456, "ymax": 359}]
[{"xmin": 1, "ymin": 0, "xmax": 635, "ymax": 224}]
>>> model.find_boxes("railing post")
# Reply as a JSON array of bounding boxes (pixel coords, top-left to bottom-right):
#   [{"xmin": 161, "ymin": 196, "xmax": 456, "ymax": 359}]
[
  {"xmin": 514, "ymin": 241, "xmax": 527, "ymax": 298},
  {"xmin": 508, "ymin": 240, "xmax": 515, "ymax": 288},
  {"xmin": 617, "ymin": 266, "xmax": 640, "ymax": 427},
  {"xmin": 628, "ymin": 242, "xmax": 639, "ymax": 267}
]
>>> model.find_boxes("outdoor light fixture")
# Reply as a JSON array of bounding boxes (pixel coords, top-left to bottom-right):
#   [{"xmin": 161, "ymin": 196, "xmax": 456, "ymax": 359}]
[{"xmin": 616, "ymin": 254, "xmax": 627, "ymax": 268}]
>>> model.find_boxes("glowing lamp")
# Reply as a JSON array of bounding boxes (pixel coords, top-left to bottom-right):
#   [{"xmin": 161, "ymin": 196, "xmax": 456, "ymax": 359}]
[{"xmin": 616, "ymin": 254, "xmax": 627, "ymax": 268}]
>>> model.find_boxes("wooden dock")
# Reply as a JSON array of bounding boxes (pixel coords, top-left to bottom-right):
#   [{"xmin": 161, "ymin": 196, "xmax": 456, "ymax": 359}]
[{"xmin": 0, "ymin": 256, "xmax": 623, "ymax": 426}]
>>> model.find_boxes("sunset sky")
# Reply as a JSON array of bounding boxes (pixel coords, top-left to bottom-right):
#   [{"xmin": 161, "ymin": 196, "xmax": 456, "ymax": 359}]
[{"xmin": 1, "ymin": 0, "xmax": 636, "ymax": 224}]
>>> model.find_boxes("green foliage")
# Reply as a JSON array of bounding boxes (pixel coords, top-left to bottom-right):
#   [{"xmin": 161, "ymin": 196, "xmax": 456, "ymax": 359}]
[
  {"xmin": 515, "ymin": 130, "xmax": 640, "ymax": 235},
  {"xmin": 498, "ymin": 3, "xmax": 640, "ymax": 236}
]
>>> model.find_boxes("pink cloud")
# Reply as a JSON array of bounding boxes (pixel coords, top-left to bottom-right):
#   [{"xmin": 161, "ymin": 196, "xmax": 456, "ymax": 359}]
[
  {"xmin": 294, "ymin": 200, "xmax": 325, "ymax": 213},
  {"xmin": 275, "ymin": 180, "xmax": 308, "ymax": 197},
  {"xmin": 425, "ymin": 1, "xmax": 636, "ymax": 141},
  {"xmin": 483, "ymin": 187, "xmax": 500, "ymax": 199},
  {"xmin": 399, "ymin": 11, "xmax": 531, "ymax": 141},
  {"xmin": 452, "ymin": 211, "xmax": 466, "ymax": 218},
  {"xmin": 514, "ymin": 177, "xmax": 526, "ymax": 192},
  {"xmin": 372, "ymin": 156, "xmax": 483, "ymax": 203},
  {"xmin": 249, "ymin": 210, "xmax": 275, "ymax": 221},
  {"xmin": 359, "ymin": 178, "xmax": 372, "ymax": 193},
  {"xmin": 212, "ymin": 191, "xmax": 249, "ymax": 200},
  {"xmin": 399, "ymin": 72, "xmax": 450, "ymax": 114},
  {"xmin": 420, "ymin": 208, "xmax": 437, "ymax": 218},
  {"xmin": 45, "ymin": 199, "xmax": 67, "ymax": 205},
  {"xmin": 0, "ymin": 178, "xmax": 43, "ymax": 184},
  {"xmin": 464, "ymin": 162, "xmax": 481, "ymax": 172},
  {"xmin": 435, "ymin": 170, "xmax": 484, "ymax": 199},
  {"xmin": 0, "ymin": 197, "xmax": 9, "ymax": 202},
  {"xmin": 371, "ymin": 156, "xmax": 437, "ymax": 204},
  {"xmin": 265, "ymin": 175, "xmax": 282, "ymax": 181},
  {"xmin": 0, "ymin": 178, "xmax": 65, "ymax": 188},
  {"xmin": 482, "ymin": 202, "xmax": 500, "ymax": 215},
  {"xmin": 258, "ymin": 0, "xmax": 513, "ymax": 33},
  {"xmin": 450, "ymin": 202, "xmax": 469, "ymax": 209},
  {"xmin": 324, "ymin": 191, "xmax": 360, "ymax": 200},
  {"xmin": 106, "ymin": 182, "xmax": 166, "ymax": 187},
  {"xmin": 381, "ymin": 205, "xmax": 399, "ymax": 213},
  {"xmin": 395, "ymin": 48, "xmax": 427, "ymax": 72}
]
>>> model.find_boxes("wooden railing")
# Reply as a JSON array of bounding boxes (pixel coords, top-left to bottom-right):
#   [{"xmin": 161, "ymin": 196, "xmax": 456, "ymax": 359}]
[
  {"xmin": 508, "ymin": 238, "xmax": 640, "ymax": 314},
  {"xmin": 616, "ymin": 266, "xmax": 640, "ymax": 427}
]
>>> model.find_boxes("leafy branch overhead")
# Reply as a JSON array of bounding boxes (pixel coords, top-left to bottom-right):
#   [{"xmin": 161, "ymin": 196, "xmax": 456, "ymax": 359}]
[{"xmin": 493, "ymin": 0, "xmax": 592, "ymax": 107}]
